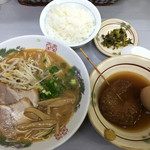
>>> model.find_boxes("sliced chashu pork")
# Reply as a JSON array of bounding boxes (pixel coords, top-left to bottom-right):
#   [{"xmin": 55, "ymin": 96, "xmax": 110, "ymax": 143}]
[
  {"xmin": 0, "ymin": 82, "xmax": 39, "ymax": 107},
  {"xmin": 0, "ymin": 98, "xmax": 33, "ymax": 139}
]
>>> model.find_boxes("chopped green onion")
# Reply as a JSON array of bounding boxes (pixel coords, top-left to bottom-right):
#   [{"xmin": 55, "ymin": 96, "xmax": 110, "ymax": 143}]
[
  {"xmin": 43, "ymin": 59, "xmax": 47, "ymax": 63},
  {"xmin": 37, "ymin": 75, "xmax": 42, "ymax": 80},
  {"xmin": 70, "ymin": 79, "xmax": 76, "ymax": 85},
  {"xmin": 43, "ymin": 69, "xmax": 48, "ymax": 73},
  {"xmin": 60, "ymin": 62, "xmax": 67, "ymax": 68},
  {"xmin": 42, "ymin": 126, "xmax": 55, "ymax": 138},
  {"xmin": 49, "ymin": 66, "xmax": 59, "ymax": 74},
  {"xmin": 39, "ymin": 76, "xmax": 66, "ymax": 100}
]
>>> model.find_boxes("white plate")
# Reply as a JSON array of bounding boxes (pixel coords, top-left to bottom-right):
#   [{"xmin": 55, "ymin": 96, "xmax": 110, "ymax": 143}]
[
  {"xmin": 94, "ymin": 18, "xmax": 138, "ymax": 56},
  {"xmin": 121, "ymin": 45, "xmax": 150, "ymax": 59}
]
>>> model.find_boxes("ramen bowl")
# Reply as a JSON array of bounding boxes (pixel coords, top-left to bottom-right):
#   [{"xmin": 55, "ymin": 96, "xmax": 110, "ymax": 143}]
[
  {"xmin": 40, "ymin": 0, "xmax": 101, "ymax": 47},
  {"xmin": 0, "ymin": 35, "xmax": 90, "ymax": 150},
  {"xmin": 88, "ymin": 54, "xmax": 150, "ymax": 150}
]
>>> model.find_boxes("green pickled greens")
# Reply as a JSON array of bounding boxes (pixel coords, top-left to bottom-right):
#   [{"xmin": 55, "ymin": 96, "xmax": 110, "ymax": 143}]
[{"xmin": 101, "ymin": 28, "xmax": 133, "ymax": 49}]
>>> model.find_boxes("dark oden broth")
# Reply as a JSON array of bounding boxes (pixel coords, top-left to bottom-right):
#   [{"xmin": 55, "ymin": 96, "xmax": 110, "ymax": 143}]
[{"xmin": 99, "ymin": 71, "xmax": 150, "ymax": 132}]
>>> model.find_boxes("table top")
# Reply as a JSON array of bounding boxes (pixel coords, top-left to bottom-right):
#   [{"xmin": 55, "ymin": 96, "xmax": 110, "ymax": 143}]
[{"xmin": 0, "ymin": 0, "xmax": 150, "ymax": 149}]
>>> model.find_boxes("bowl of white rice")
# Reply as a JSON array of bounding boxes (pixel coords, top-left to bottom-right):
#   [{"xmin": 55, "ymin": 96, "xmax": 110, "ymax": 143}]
[{"xmin": 40, "ymin": 0, "xmax": 101, "ymax": 47}]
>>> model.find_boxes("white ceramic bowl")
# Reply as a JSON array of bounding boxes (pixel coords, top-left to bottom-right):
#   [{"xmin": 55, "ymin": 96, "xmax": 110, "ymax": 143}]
[
  {"xmin": 88, "ymin": 54, "xmax": 150, "ymax": 150},
  {"xmin": 0, "ymin": 35, "xmax": 91, "ymax": 150},
  {"xmin": 39, "ymin": 0, "xmax": 101, "ymax": 48},
  {"xmin": 121, "ymin": 45, "xmax": 150, "ymax": 59}
]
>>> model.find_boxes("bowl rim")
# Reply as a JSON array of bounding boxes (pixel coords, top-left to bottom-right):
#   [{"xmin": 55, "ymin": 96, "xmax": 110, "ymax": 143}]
[
  {"xmin": 39, "ymin": 0, "xmax": 101, "ymax": 47},
  {"xmin": 0, "ymin": 35, "xmax": 91, "ymax": 150}
]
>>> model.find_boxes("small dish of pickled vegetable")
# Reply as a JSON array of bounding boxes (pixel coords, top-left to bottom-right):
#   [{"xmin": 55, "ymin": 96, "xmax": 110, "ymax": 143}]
[{"xmin": 94, "ymin": 18, "xmax": 138, "ymax": 56}]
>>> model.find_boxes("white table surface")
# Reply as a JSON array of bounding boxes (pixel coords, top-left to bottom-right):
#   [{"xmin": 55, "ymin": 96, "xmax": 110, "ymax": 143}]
[{"xmin": 0, "ymin": 0, "xmax": 150, "ymax": 150}]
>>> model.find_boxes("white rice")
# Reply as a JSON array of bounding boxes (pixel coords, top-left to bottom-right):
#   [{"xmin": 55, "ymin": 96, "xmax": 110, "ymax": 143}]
[{"xmin": 45, "ymin": 3, "xmax": 96, "ymax": 45}]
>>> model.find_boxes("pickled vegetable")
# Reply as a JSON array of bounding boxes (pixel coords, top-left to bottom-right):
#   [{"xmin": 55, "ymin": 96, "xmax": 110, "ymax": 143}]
[{"xmin": 101, "ymin": 28, "xmax": 133, "ymax": 49}]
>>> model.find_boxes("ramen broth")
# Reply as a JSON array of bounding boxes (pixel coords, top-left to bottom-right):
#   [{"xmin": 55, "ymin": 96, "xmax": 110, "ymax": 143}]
[
  {"xmin": 0, "ymin": 49, "xmax": 80, "ymax": 144},
  {"xmin": 99, "ymin": 71, "xmax": 150, "ymax": 132}
]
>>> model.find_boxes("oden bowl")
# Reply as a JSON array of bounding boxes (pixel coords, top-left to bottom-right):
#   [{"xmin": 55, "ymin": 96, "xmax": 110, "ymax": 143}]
[{"xmin": 89, "ymin": 54, "xmax": 150, "ymax": 150}]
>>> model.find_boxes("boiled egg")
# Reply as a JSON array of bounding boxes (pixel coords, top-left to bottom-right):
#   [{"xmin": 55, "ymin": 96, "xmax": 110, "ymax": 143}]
[{"xmin": 140, "ymin": 86, "xmax": 150, "ymax": 111}]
